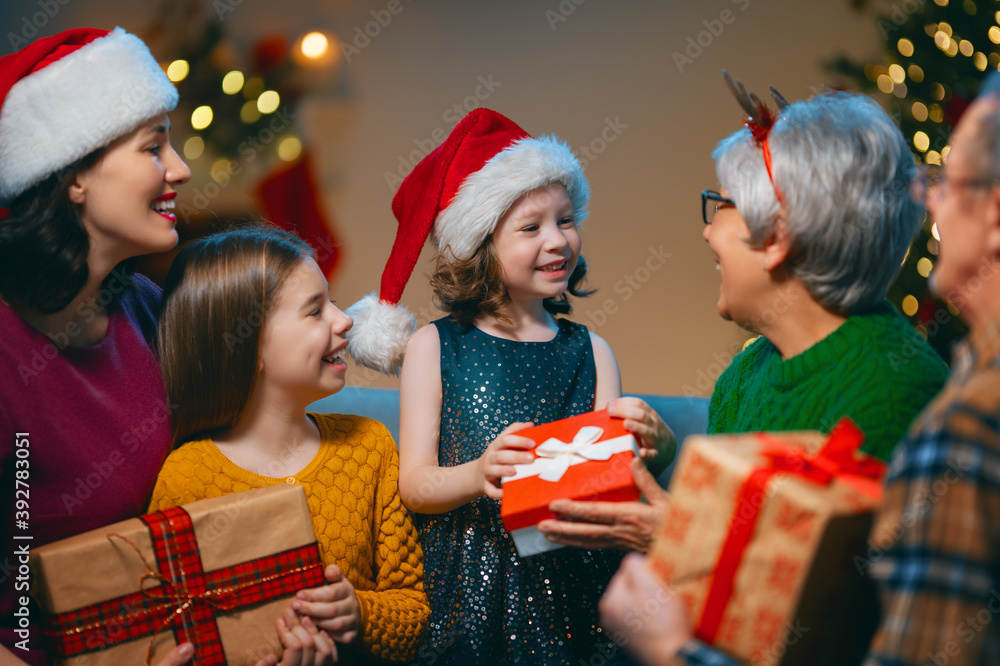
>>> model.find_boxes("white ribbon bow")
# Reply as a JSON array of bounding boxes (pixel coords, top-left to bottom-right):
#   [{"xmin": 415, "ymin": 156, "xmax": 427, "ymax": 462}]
[{"xmin": 506, "ymin": 426, "xmax": 635, "ymax": 483}]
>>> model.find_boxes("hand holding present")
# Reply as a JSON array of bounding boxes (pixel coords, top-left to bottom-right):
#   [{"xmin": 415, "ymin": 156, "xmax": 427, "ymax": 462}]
[
  {"xmin": 293, "ymin": 564, "xmax": 362, "ymax": 646},
  {"xmin": 254, "ymin": 609, "xmax": 336, "ymax": 666},
  {"xmin": 540, "ymin": 458, "xmax": 669, "ymax": 553},
  {"xmin": 607, "ymin": 397, "xmax": 676, "ymax": 473},
  {"xmin": 475, "ymin": 421, "xmax": 536, "ymax": 499}
]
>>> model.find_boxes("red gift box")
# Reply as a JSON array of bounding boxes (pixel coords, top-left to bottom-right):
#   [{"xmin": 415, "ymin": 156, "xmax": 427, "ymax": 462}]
[{"xmin": 500, "ymin": 409, "xmax": 640, "ymax": 557}]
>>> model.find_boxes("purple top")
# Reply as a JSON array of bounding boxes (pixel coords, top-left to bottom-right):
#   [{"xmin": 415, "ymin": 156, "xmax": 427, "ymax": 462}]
[{"xmin": 0, "ymin": 273, "xmax": 172, "ymax": 664}]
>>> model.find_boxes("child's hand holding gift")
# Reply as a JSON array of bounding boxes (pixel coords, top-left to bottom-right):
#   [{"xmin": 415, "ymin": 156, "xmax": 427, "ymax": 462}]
[
  {"xmin": 607, "ymin": 397, "xmax": 676, "ymax": 473},
  {"xmin": 255, "ymin": 608, "xmax": 337, "ymax": 666},
  {"xmin": 293, "ymin": 564, "xmax": 362, "ymax": 647},
  {"xmin": 476, "ymin": 422, "xmax": 536, "ymax": 499}
]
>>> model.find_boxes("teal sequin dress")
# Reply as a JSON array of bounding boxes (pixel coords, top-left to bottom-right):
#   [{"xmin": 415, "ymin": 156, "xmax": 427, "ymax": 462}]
[{"xmin": 412, "ymin": 317, "xmax": 626, "ymax": 665}]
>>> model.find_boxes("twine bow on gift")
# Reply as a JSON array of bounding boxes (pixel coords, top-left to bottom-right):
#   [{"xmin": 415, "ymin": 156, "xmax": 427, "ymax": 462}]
[{"xmin": 527, "ymin": 426, "xmax": 629, "ymax": 482}]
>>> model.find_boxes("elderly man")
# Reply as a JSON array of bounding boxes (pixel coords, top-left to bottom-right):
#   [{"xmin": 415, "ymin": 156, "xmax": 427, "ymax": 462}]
[{"xmin": 598, "ymin": 72, "xmax": 1000, "ymax": 665}]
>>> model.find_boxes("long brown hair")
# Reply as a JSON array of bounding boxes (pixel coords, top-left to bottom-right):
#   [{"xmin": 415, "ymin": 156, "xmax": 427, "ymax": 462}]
[{"xmin": 158, "ymin": 224, "xmax": 313, "ymax": 445}]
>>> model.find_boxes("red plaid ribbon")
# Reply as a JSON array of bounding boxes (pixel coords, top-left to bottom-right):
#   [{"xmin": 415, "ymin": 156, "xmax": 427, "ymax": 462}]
[{"xmin": 41, "ymin": 505, "xmax": 325, "ymax": 662}]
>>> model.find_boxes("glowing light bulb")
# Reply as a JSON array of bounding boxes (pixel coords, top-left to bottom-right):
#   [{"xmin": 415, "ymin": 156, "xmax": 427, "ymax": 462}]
[
  {"xmin": 166, "ymin": 60, "xmax": 189, "ymax": 82},
  {"xmin": 301, "ymin": 32, "xmax": 329, "ymax": 59},
  {"xmin": 222, "ymin": 71, "xmax": 245, "ymax": 95},
  {"xmin": 191, "ymin": 106, "xmax": 213, "ymax": 130},
  {"xmin": 257, "ymin": 90, "xmax": 280, "ymax": 114}
]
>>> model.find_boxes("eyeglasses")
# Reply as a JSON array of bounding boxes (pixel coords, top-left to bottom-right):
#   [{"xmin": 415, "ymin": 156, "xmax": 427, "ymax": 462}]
[
  {"xmin": 702, "ymin": 190, "xmax": 736, "ymax": 225},
  {"xmin": 912, "ymin": 165, "xmax": 1000, "ymax": 204}
]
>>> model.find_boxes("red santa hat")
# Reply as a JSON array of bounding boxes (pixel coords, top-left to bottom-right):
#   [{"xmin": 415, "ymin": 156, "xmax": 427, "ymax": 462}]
[
  {"xmin": 346, "ymin": 107, "xmax": 589, "ymax": 375},
  {"xmin": 0, "ymin": 27, "xmax": 179, "ymax": 205}
]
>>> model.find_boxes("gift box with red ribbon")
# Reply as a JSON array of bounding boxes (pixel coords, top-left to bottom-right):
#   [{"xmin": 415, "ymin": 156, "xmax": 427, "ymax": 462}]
[
  {"xmin": 648, "ymin": 418, "xmax": 886, "ymax": 666},
  {"xmin": 500, "ymin": 409, "xmax": 640, "ymax": 557},
  {"xmin": 30, "ymin": 485, "xmax": 326, "ymax": 666}
]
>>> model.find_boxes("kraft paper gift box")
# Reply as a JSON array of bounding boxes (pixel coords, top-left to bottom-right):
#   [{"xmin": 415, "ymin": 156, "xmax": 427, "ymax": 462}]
[
  {"xmin": 648, "ymin": 419, "xmax": 885, "ymax": 666},
  {"xmin": 30, "ymin": 484, "xmax": 326, "ymax": 666},
  {"xmin": 500, "ymin": 409, "xmax": 640, "ymax": 557}
]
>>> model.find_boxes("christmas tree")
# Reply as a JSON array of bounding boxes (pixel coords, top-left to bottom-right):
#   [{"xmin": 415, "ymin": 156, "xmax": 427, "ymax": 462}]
[{"xmin": 826, "ymin": 0, "xmax": 1000, "ymax": 359}]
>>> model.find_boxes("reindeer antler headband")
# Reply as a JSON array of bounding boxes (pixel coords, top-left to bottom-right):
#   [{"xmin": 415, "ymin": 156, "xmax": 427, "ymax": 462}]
[{"xmin": 722, "ymin": 70, "xmax": 788, "ymax": 204}]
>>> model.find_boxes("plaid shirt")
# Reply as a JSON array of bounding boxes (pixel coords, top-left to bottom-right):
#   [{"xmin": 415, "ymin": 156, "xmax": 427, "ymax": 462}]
[{"xmin": 679, "ymin": 316, "xmax": 1000, "ymax": 666}]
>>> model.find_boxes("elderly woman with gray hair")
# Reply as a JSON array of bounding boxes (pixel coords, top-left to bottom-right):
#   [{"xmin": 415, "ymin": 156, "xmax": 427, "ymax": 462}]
[{"xmin": 538, "ymin": 77, "xmax": 947, "ymax": 557}]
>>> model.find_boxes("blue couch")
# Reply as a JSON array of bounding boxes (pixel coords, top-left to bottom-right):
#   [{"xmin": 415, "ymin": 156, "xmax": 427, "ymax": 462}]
[{"xmin": 308, "ymin": 387, "xmax": 709, "ymax": 487}]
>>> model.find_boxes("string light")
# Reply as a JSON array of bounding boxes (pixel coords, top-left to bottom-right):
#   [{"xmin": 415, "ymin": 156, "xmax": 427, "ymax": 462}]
[
  {"xmin": 990, "ymin": 26, "xmax": 1000, "ymax": 43},
  {"xmin": 240, "ymin": 100, "xmax": 261, "ymax": 124},
  {"xmin": 166, "ymin": 60, "xmax": 189, "ymax": 82},
  {"xmin": 929, "ymin": 104, "xmax": 945, "ymax": 123},
  {"xmin": 278, "ymin": 136, "xmax": 303, "ymax": 161},
  {"xmin": 222, "ymin": 71, "xmax": 245, "ymax": 95},
  {"xmin": 889, "ymin": 64, "xmax": 906, "ymax": 83},
  {"xmin": 959, "ymin": 39, "xmax": 974, "ymax": 56},
  {"xmin": 914, "ymin": 131, "xmax": 930, "ymax": 152},
  {"xmin": 902, "ymin": 295, "xmax": 919, "ymax": 316},
  {"xmin": 908, "ymin": 64, "xmax": 925, "ymax": 82},
  {"xmin": 912, "ymin": 101, "xmax": 929, "ymax": 121},
  {"xmin": 877, "ymin": 74, "xmax": 894, "ymax": 93},
  {"xmin": 917, "ymin": 257, "xmax": 934, "ymax": 277},
  {"xmin": 257, "ymin": 90, "xmax": 280, "ymax": 114},
  {"xmin": 975, "ymin": 52, "xmax": 989, "ymax": 70},
  {"xmin": 898, "ymin": 38, "xmax": 915, "ymax": 56},
  {"xmin": 243, "ymin": 76, "xmax": 265, "ymax": 99},
  {"xmin": 183, "ymin": 136, "xmax": 205, "ymax": 160},
  {"xmin": 191, "ymin": 105, "xmax": 213, "ymax": 130},
  {"xmin": 300, "ymin": 32, "xmax": 329, "ymax": 59},
  {"xmin": 938, "ymin": 22, "xmax": 953, "ymax": 37},
  {"xmin": 926, "ymin": 150, "xmax": 942, "ymax": 165},
  {"xmin": 931, "ymin": 222, "xmax": 941, "ymax": 241}
]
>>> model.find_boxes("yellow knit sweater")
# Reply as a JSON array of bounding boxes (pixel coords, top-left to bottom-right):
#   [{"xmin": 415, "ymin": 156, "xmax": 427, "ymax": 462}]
[{"xmin": 148, "ymin": 413, "xmax": 428, "ymax": 663}]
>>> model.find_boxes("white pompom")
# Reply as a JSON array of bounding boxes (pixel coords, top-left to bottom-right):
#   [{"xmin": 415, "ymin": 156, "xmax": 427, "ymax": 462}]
[{"xmin": 345, "ymin": 293, "xmax": 417, "ymax": 376}]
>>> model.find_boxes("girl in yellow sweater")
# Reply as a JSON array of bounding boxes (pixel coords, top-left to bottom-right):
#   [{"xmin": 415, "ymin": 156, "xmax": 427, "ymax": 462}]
[{"xmin": 150, "ymin": 225, "xmax": 428, "ymax": 665}]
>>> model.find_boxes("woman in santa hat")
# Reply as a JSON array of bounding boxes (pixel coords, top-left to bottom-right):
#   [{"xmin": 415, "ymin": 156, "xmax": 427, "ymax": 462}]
[{"xmin": 0, "ymin": 28, "xmax": 329, "ymax": 666}]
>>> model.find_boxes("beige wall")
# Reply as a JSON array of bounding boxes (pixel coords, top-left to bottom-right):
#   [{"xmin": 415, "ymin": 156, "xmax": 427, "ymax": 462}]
[{"xmin": 1, "ymin": 0, "xmax": 883, "ymax": 395}]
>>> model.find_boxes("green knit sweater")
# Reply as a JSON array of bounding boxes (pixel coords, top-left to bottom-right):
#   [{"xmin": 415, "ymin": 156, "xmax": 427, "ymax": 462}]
[{"xmin": 708, "ymin": 301, "xmax": 949, "ymax": 461}]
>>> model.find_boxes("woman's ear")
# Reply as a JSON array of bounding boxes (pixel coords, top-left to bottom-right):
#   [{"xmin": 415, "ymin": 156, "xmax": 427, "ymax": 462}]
[
  {"xmin": 762, "ymin": 217, "xmax": 791, "ymax": 272},
  {"xmin": 67, "ymin": 174, "xmax": 87, "ymax": 205}
]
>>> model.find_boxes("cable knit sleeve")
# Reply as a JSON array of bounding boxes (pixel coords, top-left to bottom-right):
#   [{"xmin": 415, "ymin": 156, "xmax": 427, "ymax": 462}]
[{"xmin": 354, "ymin": 424, "xmax": 429, "ymax": 662}]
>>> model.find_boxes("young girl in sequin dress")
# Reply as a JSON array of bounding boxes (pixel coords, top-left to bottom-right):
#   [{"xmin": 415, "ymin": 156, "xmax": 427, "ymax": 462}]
[{"xmin": 344, "ymin": 109, "xmax": 674, "ymax": 665}]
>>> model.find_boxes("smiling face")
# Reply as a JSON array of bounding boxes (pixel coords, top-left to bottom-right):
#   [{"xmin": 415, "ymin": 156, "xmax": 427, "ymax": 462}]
[
  {"xmin": 257, "ymin": 257, "xmax": 354, "ymax": 405},
  {"xmin": 491, "ymin": 183, "xmax": 581, "ymax": 303},
  {"xmin": 702, "ymin": 187, "xmax": 771, "ymax": 326},
  {"xmin": 69, "ymin": 114, "xmax": 191, "ymax": 266}
]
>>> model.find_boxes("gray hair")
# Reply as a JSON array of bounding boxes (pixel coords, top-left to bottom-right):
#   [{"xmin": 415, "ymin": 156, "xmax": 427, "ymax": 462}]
[{"xmin": 713, "ymin": 91, "xmax": 924, "ymax": 315}]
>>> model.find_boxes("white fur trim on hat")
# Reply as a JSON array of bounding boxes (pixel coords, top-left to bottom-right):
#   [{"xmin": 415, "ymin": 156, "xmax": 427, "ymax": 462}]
[
  {"xmin": 345, "ymin": 292, "xmax": 417, "ymax": 376},
  {"xmin": 0, "ymin": 27, "xmax": 178, "ymax": 204},
  {"xmin": 433, "ymin": 134, "xmax": 589, "ymax": 261}
]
